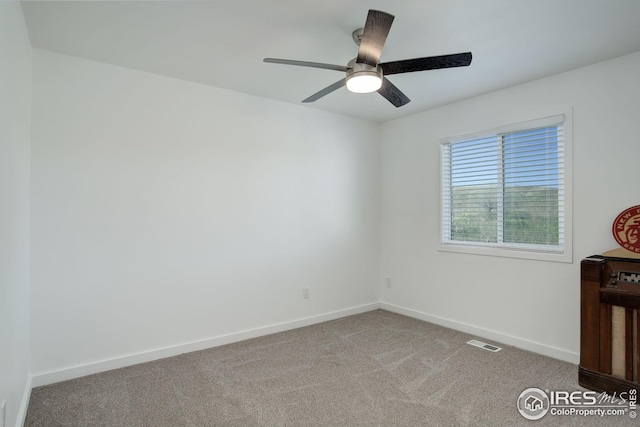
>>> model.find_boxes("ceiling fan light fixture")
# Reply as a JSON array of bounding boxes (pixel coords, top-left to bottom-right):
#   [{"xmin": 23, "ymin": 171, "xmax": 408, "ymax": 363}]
[
  {"xmin": 346, "ymin": 72, "xmax": 382, "ymax": 93},
  {"xmin": 345, "ymin": 61, "xmax": 383, "ymax": 93}
]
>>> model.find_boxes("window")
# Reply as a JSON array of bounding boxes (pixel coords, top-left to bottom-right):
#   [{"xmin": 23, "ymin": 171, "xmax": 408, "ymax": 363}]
[{"xmin": 440, "ymin": 113, "xmax": 572, "ymax": 262}]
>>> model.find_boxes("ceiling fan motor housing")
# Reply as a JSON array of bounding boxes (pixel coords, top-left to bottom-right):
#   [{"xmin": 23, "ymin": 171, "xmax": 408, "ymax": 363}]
[{"xmin": 346, "ymin": 59, "xmax": 383, "ymax": 93}]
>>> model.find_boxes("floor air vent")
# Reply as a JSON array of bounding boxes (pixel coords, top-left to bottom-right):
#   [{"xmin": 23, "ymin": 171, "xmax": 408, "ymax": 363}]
[{"xmin": 467, "ymin": 339, "xmax": 502, "ymax": 352}]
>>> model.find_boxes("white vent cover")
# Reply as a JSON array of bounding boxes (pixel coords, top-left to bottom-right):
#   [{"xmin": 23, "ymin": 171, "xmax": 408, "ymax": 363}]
[{"xmin": 467, "ymin": 339, "xmax": 502, "ymax": 352}]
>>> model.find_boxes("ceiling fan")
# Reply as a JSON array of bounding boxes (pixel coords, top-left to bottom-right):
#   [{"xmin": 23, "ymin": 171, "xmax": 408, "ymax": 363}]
[{"xmin": 264, "ymin": 9, "xmax": 472, "ymax": 108}]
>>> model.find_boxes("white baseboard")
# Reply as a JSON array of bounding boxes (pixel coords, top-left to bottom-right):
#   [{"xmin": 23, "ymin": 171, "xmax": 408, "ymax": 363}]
[
  {"xmin": 30, "ymin": 302, "xmax": 381, "ymax": 388},
  {"xmin": 380, "ymin": 302, "xmax": 579, "ymax": 364},
  {"xmin": 17, "ymin": 375, "xmax": 31, "ymax": 427}
]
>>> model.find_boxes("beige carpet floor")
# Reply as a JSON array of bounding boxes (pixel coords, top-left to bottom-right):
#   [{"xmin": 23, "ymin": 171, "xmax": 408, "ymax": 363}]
[{"xmin": 25, "ymin": 309, "xmax": 637, "ymax": 426}]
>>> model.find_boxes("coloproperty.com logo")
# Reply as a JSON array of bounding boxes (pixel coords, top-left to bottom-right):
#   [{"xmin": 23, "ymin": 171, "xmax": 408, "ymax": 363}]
[{"xmin": 517, "ymin": 387, "xmax": 637, "ymax": 420}]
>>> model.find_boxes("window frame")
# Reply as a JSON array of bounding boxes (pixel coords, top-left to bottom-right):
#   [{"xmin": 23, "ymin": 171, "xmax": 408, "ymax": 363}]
[{"xmin": 438, "ymin": 109, "xmax": 573, "ymax": 263}]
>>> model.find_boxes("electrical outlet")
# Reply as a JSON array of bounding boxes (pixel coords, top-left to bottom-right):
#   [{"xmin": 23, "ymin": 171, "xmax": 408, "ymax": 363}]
[
  {"xmin": 385, "ymin": 277, "xmax": 392, "ymax": 288},
  {"xmin": 302, "ymin": 288, "xmax": 310, "ymax": 299},
  {"xmin": 1, "ymin": 400, "xmax": 6, "ymax": 427}
]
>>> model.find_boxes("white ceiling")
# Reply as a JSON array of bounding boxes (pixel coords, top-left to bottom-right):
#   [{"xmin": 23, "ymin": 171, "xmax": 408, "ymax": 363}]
[{"xmin": 21, "ymin": 0, "xmax": 640, "ymax": 122}]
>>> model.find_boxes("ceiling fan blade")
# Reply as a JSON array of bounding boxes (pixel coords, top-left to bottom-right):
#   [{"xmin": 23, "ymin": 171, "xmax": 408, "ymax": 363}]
[
  {"xmin": 356, "ymin": 9, "xmax": 395, "ymax": 67},
  {"xmin": 263, "ymin": 58, "xmax": 347, "ymax": 72},
  {"xmin": 380, "ymin": 52, "xmax": 472, "ymax": 75},
  {"xmin": 302, "ymin": 79, "xmax": 346, "ymax": 103},
  {"xmin": 377, "ymin": 77, "xmax": 410, "ymax": 107}
]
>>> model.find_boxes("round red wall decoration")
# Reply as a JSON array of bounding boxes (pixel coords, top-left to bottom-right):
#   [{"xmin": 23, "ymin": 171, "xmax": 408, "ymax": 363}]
[{"xmin": 612, "ymin": 205, "xmax": 640, "ymax": 253}]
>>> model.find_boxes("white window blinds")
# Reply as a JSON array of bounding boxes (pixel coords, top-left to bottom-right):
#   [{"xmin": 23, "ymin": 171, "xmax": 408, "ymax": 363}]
[{"xmin": 441, "ymin": 114, "xmax": 565, "ymax": 253}]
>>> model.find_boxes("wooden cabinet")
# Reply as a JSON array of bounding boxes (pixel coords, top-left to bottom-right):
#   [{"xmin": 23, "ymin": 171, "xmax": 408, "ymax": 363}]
[{"xmin": 579, "ymin": 255, "xmax": 640, "ymax": 393}]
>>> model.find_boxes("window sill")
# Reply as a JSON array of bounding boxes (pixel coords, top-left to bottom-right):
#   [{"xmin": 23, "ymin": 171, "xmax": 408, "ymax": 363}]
[{"xmin": 438, "ymin": 242, "xmax": 573, "ymax": 263}]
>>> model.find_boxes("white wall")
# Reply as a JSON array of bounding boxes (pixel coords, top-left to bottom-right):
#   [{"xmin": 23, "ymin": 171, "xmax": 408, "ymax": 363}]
[
  {"xmin": 0, "ymin": 1, "xmax": 32, "ymax": 425},
  {"xmin": 379, "ymin": 51, "xmax": 640, "ymax": 363},
  {"xmin": 30, "ymin": 49, "xmax": 380, "ymax": 382}
]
